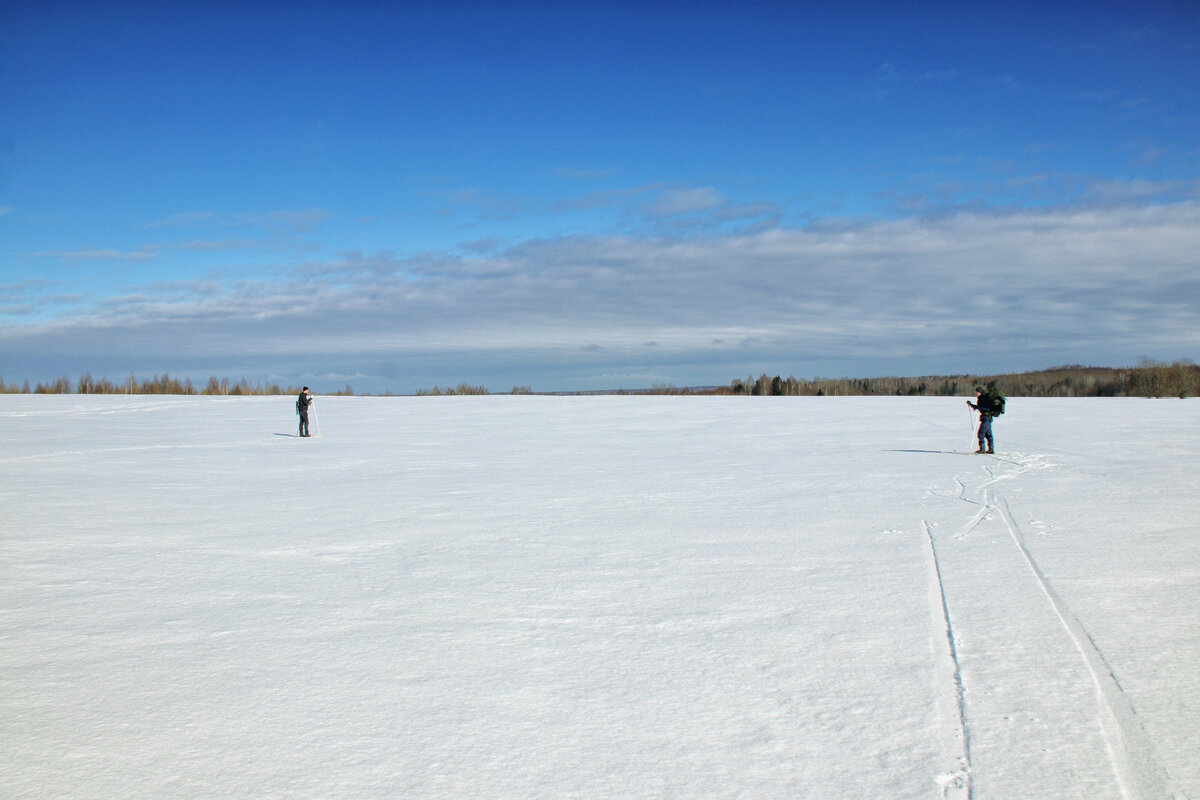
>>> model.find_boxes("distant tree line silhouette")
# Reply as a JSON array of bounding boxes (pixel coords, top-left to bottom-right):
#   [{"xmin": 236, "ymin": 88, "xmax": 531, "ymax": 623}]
[
  {"xmin": 0, "ymin": 372, "xmax": 356, "ymax": 397},
  {"xmin": 1, "ymin": 360, "xmax": 1195, "ymax": 398},
  {"xmin": 718, "ymin": 360, "xmax": 1197, "ymax": 399},
  {"xmin": 415, "ymin": 383, "xmax": 492, "ymax": 396}
]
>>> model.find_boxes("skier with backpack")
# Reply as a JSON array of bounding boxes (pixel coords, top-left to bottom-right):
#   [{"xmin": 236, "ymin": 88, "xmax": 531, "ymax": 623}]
[{"xmin": 967, "ymin": 381, "xmax": 1005, "ymax": 453}]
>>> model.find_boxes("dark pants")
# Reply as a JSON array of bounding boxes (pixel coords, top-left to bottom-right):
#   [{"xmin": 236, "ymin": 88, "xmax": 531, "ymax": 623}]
[
  {"xmin": 299, "ymin": 411, "xmax": 310, "ymax": 437},
  {"xmin": 977, "ymin": 415, "xmax": 993, "ymax": 450}
]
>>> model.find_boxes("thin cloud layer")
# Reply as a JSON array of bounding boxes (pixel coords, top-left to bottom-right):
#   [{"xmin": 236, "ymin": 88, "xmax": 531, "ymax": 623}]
[{"xmin": 4, "ymin": 200, "xmax": 1197, "ymax": 391}]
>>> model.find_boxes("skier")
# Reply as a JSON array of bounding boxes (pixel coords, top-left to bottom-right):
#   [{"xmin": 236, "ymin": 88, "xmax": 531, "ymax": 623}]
[
  {"xmin": 297, "ymin": 387, "xmax": 313, "ymax": 437},
  {"xmin": 966, "ymin": 382, "xmax": 1002, "ymax": 453}
]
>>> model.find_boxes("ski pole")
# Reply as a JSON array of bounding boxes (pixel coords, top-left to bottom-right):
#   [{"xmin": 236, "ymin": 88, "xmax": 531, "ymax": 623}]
[
  {"xmin": 966, "ymin": 401, "xmax": 975, "ymax": 451},
  {"xmin": 312, "ymin": 404, "xmax": 321, "ymax": 438}
]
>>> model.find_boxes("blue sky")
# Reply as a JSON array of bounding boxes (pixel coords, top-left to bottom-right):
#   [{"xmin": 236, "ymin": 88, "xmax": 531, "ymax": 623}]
[{"xmin": 2, "ymin": 1, "xmax": 1198, "ymax": 393}]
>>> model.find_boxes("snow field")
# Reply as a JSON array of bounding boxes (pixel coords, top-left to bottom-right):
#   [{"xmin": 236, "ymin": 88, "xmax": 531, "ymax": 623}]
[{"xmin": 2, "ymin": 394, "xmax": 1197, "ymax": 798}]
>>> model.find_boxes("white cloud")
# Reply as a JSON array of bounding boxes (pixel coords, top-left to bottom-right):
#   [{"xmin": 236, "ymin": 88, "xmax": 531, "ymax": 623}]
[
  {"xmin": 230, "ymin": 209, "xmax": 332, "ymax": 234},
  {"xmin": 1085, "ymin": 177, "xmax": 1191, "ymax": 202},
  {"xmin": 552, "ymin": 167, "xmax": 613, "ymax": 180},
  {"xmin": 31, "ymin": 246, "xmax": 159, "ymax": 262},
  {"xmin": 144, "ymin": 211, "xmax": 217, "ymax": 228},
  {"xmin": 4, "ymin": 200, "xmax": 1199, "ymax": 389},
  {"xmin": 144, "ymin": 209, "xmax": 331, "ymax": 234},
  {"xmin": 648, "ymin": 187, "xmax": 726, "ymax": 217}
]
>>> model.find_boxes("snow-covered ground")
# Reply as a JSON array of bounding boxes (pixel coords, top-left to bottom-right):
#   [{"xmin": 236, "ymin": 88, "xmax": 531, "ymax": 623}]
[{"xmin": 2, "ymin": 394, "xmax": 1197, "ymax": 799}]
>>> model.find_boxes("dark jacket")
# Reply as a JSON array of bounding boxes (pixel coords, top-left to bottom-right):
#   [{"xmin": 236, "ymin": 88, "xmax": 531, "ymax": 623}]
[
  {"xmin": 297, "ymin": 391, "xmax": 311, "ymax": 414},
  {"xmin": 971, "ymin": 392, "xmax": 998, "ymax": 418}
]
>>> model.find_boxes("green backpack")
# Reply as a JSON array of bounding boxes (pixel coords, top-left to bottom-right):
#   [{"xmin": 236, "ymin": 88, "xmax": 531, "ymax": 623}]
[{"xmin": 988, "ymin": 388, "xmax": 1006, "ymax": 415}]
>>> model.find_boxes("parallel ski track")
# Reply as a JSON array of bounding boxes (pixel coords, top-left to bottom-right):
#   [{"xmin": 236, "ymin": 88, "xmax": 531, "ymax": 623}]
[
  {"xmin": 923, "ymin": 519, "xmax": 973, "ymax": 799},
  {"xmin": 993, "ymin": 496, "xmax": 1174, "ymax": 800},
  {"xmin": 931, "ymin": 454, "xmax": 1175, "ymax": 800}
]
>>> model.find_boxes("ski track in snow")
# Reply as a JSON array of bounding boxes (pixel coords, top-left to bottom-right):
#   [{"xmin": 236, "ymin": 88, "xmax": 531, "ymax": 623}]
[
  {"xmin": 926, "ymin": 453, "xmax": 1176, "ymax": 800},
  {"xmin": 922, "ymin": 519, "xmax": 973, "ymax": 799},
  {"xmin": 994, "ymin": 498, "xmax": 1174, "ymax": 800}
]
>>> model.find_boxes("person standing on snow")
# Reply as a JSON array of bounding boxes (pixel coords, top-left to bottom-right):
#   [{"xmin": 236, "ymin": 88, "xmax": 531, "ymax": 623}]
[
  {"xmin": 297, "ymin": 387, "xmax": 313, "ymax": 437},
  {"xmin": 967, "ymin": 382, "xmax": 1001, "ymax": 453}
]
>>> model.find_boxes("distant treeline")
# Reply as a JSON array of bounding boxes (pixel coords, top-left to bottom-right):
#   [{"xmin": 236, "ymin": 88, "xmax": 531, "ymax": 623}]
[
  {"xmin": 0, "ymin": 372, "xmax": 357, "ymax": 397},
  {"xmin": 416, "ymin": 383, "xmax": 503, "ymax": 396},
  {"xmin": 2, "ymin": 360, "xmax": 1196, "ymax": 398},
  {"xmin": 711, "ymin": 360, "xmax": 1198, "ymax": 399},
  {"xmin": 601, "ymin": 360, "xmax": 1197, "ymax": 399}
]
